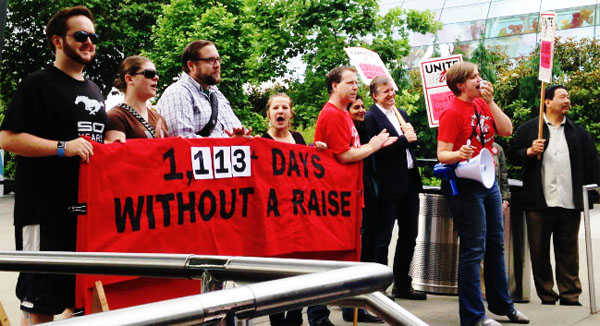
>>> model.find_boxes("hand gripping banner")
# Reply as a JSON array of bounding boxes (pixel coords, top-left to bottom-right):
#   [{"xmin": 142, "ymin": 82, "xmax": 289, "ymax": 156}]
[{"xmin": 76, "ymin": 137, "xmax": 362, "ymax": 311}]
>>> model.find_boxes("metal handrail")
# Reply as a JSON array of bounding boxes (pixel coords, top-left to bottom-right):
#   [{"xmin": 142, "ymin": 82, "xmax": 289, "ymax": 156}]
[
  {"xmin": 0, "ymin": 251, "xmax": 363, "ymax": 281},
  {"xmin": 583, "ymin": 184, "xmax": 600, "ymax": 314},
  {"xmin": 0, "ymin": 251, "xmax": 429, "ymax": 325}
]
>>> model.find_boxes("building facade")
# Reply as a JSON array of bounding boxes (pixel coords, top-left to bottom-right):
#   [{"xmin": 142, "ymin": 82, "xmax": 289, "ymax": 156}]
[{"xmin": 380, "ymin": 0, "xmax": 600, "ymax": 67}]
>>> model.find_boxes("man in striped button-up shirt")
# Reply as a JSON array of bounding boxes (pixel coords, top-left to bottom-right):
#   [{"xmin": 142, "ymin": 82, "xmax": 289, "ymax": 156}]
[{"xmin": 158, "ymin": 40, "xmax": 243, "ymax": 138}]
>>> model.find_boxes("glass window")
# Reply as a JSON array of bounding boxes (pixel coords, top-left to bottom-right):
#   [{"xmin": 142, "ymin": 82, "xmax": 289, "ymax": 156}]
[
  {"xmin": 488, "ymin": 0, "xmax": 541, "ymax": 18},
  {"xmin": 401, "ymin": 0, "xmax": 446, "ymax": 10},
  {"xmin": 486, "ymin": 33, "xmax": 538, "ymax": 57},
  {"xmin": 439, "ymin": 4, "xmax": 490, "ymax": 24},
  {"xmin": 439, "ymin": 43, "xmax": 455, "ymax": 57},
  {"xmin": 403, "ymin": 45, "xmax": 434, "ymax": 68},
  {"xmin": 556, "ymin": 25, "xmax": 595, "ymax": 38},
  {"xmin": 486, "ymin": 13, "xmax": 539, "ymax": 38},
  {"xmin": 444, "ymin": 0, "xmax": 491, "ymax": 7},
  {"xmin": 438, "ymin": 20, "xmax": 486, "ymax": 43},
  {"xmin": 541, "ymin": 0, "xmax": 596, "ymax": 11},
  {"xmin": 379, "ymin": 0, "xmax": 404, "ymax": 14},
  {"xmin": 447, "ymin": 40, "xmax": 479, "ymax": 57},
  {"xmin": 554, "ymin": 6, "xmax": 595, "ymax": 31},
  {"xmin": 410, "ymin": 31, "xmax": 435, "ymax": 47}
]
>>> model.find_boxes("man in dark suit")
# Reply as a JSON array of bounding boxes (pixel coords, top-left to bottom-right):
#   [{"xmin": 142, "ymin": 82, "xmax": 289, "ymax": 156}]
[{"xmin": 364, "ymin": 75, "xmax": 426, "ymax": 300}]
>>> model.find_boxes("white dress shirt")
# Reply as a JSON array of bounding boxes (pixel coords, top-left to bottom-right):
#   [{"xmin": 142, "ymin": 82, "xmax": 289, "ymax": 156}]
[
  {"xmin": 542, "ymin": 114, "xmax": 574, "ymax": 209},
  {"xmin": 375, "ymin": 104, "xmax": 414, "ymax": 169}
]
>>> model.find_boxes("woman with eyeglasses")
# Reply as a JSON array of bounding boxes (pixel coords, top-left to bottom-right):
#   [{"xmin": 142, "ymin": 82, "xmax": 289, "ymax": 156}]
[{"xmin": 106, "ymin": 55, "xmax": 168, "ymax": 142}]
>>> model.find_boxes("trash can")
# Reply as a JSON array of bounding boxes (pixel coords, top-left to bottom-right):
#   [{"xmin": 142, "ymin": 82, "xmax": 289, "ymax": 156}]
[
  {"xmin": 409, "ymin": 186, "xmax": 459, "ymax": 294},
  {"xmin": 409, "ymin": 182, "xmax": 531, "ymax": 299},
  {"xmin": 505, "ymin": 179, "xmax": 531, "ymax": 302}
]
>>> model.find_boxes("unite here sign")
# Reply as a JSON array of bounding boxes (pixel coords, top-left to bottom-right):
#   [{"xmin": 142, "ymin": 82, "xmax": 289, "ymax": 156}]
[
  {"xmin": 539, "ymin": 12, "xmax": 556, "ymax": 83},
  {"xmin": 419, "ymin": 55, "xmax": 462, "ymax": 128}
]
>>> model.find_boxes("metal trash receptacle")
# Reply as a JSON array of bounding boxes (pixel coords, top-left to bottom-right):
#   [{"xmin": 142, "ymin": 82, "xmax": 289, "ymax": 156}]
[
  {"xmin": 505, "ymin": 179, "xmax": 531, "ymax": 302},
  {"xmin": 409, "ymin": 183, "xmax": 531, "ymax": 299},
  {"xmin": 410, "ymin": 187, "xmax": 459, "ymax": 294}
]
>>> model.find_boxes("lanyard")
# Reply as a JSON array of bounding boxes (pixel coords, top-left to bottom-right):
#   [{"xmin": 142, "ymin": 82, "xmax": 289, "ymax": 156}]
[{"xmin": 469, "ymin": 103, "xmax": 488, "ymax": 148}]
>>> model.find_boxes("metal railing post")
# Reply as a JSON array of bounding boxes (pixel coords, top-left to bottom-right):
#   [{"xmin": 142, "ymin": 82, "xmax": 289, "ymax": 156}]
[{"xmin": 583, "ymin": 184, "xmax": 600, "ymax": 314}]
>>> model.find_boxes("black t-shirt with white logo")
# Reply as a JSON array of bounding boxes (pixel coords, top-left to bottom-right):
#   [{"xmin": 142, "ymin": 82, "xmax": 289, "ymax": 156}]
[{"xmin": 1, "ymin": 66, "xmax": 107, "ymax": 226}]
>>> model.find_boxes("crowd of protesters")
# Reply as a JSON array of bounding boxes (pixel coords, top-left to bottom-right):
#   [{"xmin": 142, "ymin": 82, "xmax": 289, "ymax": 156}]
[{"xmin": 1, "ymin": 5, "xmax": 599, "ymax": 326}]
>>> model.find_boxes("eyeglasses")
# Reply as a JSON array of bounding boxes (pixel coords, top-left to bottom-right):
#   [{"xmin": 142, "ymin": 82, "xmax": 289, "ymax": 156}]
[
  {"xmin": 192, "ymin": 57, "xmax": 222, "ymax": 65},
  {"xmin": 65, "ymin": 31, "xmax": 99, "ymax": 44},
  {"xmin": 131, "ymin": 69, "xmax": 158, "ymax": 79}
]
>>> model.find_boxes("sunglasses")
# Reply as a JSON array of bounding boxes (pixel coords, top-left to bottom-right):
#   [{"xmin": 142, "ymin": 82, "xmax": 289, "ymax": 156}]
[
  {"xmin": 66, "ymin": 31, "xmax": 99, "ymax": 44},
  {"xmin": 131, "ymin": 69, "xmax": 158, "ymax": 79}
]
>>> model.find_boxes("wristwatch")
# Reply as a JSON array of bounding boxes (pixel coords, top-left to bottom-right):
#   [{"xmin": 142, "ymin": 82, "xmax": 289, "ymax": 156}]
[{"xmin": 57, "ymin": 141, "xmax": 66, "ymax": 157}]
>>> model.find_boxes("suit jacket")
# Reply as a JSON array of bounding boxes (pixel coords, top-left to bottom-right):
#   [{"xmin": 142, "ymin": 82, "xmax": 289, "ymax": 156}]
[
  {"xmin": 364, "ymin": 105, "xmax": 422, "ymax": 199},
  {"xmin": 508, "ymin": 117, "xmax": 600, "ymax": 211}
]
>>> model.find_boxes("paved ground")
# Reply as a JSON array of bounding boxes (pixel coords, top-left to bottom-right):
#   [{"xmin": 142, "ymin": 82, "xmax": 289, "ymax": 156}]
[{"xmin": 1, "ymin": 193, "xmax": 600, "ymax": 325}]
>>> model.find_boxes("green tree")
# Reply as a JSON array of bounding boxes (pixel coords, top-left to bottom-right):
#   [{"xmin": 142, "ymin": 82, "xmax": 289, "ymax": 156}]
[
  {"xmin": 148, "ymin": 0, "xmax": 440, "ymax": 133},
  {"xmin": 0, "ymin": 0, "xmax": 168, "ymax": 179},
  {"xmin": 0, "ymin": 0, "xmax": 168, "ymax": 104},
  {"xmin": 494, "ymin": 37, "xmax": 600, "ymax": 140}
]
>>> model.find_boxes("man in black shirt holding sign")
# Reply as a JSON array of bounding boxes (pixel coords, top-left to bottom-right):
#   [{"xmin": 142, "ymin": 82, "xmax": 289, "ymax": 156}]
[{"xmin": 0, "ymin": 6, "xmax": 106, "ymax": 324}]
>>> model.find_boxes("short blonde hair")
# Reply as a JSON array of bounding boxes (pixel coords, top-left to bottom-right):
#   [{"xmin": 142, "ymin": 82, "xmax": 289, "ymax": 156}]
[{"xmin": 446, "ymin": 62, "xmax": 478, "ymax": 96}]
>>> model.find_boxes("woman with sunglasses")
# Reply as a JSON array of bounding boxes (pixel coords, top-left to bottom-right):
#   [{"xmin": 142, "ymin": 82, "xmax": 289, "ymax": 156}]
[{"xmin": 106, "ymin": 55, "xmax": 168, "ymax": 142}]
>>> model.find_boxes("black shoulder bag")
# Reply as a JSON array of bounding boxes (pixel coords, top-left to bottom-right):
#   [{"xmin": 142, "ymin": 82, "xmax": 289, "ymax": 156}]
[{"xmin": 197, "ymin": 92, "xmax": 219, "ymax": 137}]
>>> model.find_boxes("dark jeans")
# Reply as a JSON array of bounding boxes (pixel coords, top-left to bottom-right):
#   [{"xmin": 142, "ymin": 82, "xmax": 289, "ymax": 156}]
[
  {"xmin": 445, "ymin": 179, "xmax": 514, "ymax": 326},
  {"xmin": 373, "ymin": 178, "xmax": 420, "ymax": 289},
  {"xmin": 307, "ymin": 305, "xmax": 329, "ymax": 325},
  {"xmin": 269, "ymin": 309, "xmax": 303, "ymax": 326},
  {"xmin": 526, "ymin": 208, "xmax": 582, "ymax": 303}
]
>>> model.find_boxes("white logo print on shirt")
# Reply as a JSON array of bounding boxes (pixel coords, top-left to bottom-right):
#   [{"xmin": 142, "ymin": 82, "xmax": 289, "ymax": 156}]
[{"xmin": 75, "ymin": 96, "xmax": 104, "ymax": 115}]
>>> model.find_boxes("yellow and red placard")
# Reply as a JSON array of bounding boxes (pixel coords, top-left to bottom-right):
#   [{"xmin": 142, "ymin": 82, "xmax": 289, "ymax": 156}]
[{"xmin": 76, "ymin": 137, "xmax": 362, "ymax": 312}]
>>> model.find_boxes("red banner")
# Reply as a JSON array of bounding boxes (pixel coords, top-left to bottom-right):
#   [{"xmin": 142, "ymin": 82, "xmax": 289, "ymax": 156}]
[{"xmin": 76, "ymin": 137, "xmax": 362, "ymax": 311}]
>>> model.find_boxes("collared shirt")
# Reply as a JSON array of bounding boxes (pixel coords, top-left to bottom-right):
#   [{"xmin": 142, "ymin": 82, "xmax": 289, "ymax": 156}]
[
  {"xmin": 542, "ymin": 114, "xmax": 574, "ymax": 209},
  {"xmin": 157, "ymin": 72, "xmax": 241, "ymax": 138},
  {"xmin": 375, "ymin": 104, "xmax": 414, "ymax": 169}
]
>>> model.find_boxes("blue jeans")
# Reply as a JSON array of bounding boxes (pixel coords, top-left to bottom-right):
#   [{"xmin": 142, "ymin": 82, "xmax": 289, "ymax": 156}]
[{"xmin": 444, "ymin": 179, "xmax": 514, "ymax": 326}]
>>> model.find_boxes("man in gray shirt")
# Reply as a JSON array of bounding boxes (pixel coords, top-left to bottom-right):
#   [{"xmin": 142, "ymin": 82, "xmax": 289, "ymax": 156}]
[
  {"xmin": 509, "ymin": 85, "xmax": 600, "ymax": 306},
  {"xmin": 158, "ymin": 40, "xmax": 243, "ymax": 138}
]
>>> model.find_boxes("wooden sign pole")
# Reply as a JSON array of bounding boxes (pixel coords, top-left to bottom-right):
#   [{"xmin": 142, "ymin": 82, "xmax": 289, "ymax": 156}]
[
  {"xmin": 0, "ymin": 299, "xmax": 11, "ymax": 326},
  {"xmin": 537, "ymin": 81, "xmax": 546, "ymax": 159}
]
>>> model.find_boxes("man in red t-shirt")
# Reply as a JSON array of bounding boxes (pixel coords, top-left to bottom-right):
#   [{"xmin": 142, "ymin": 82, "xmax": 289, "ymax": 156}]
[
  {"xmin": 314, "ymin": 67, "xmax": 395, "ymax": 163},
  {"xmin": 310, "ymin": 66, "xmax": 396, "ymax": 326}
]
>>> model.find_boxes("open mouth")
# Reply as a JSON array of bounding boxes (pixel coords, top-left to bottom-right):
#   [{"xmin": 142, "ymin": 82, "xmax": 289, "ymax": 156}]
[{"xmin": 276, "ymin": 116, "xmax": 285, "ymax": 122}]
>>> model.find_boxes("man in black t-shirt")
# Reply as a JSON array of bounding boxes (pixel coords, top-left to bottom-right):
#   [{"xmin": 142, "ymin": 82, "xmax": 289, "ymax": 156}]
[{"xmin": 0, "ymin": 6, "xmax": 106, "ymax": 324}]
